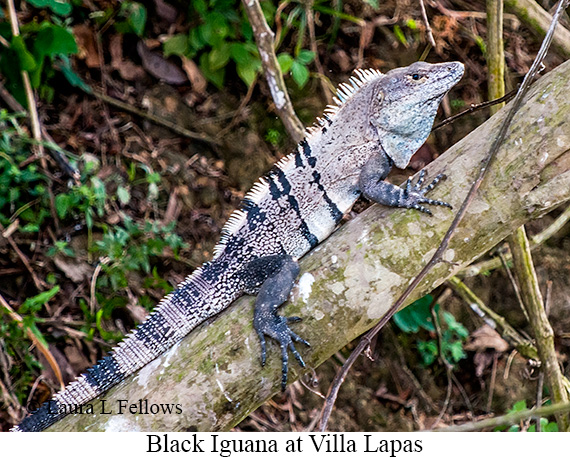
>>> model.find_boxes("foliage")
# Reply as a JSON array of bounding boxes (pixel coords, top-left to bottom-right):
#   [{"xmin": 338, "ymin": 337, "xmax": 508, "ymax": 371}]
[
  {"xmin": 277, "ymin": 49, "xmax": 315, "ymax": 89},
  {"xmin": 163, "ymin": 0, "xmax": 322, "ymax": 89},
  {"xmin": 95, "ymin": 217, "xmax": 185, "ymax": 297},
  {"xmin": 394, "ymin": 295, "xmax": 469, "ymax": 366},
  {"xmin": 163, "ymin": 0, "xmax": 262, "ymax": 88},
  {"xmin": 0, "ymin": 111, "xmax": 187, "ymax": 402},
  {"xmin": 494, "ymin": 401, "xmax": 559, "ymax": 432},
  {"xmin": 0, "ymin": 2, "xmax": 79, "ymax": 104},
  {"xmin": 114, "ymin": 1, "xmax": 147, "ymax": 37}
]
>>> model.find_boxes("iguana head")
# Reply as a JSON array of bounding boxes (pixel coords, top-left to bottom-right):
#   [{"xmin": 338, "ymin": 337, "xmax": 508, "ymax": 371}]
[{"xmin": 370, "ymin": 61, "xmax": 464, "ymax": 169}]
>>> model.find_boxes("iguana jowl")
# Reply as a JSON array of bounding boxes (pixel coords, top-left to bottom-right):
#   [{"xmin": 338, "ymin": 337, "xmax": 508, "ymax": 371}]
[{"xmin": 12, "ymin": 61, "xmax": 464, "ymax": 432}]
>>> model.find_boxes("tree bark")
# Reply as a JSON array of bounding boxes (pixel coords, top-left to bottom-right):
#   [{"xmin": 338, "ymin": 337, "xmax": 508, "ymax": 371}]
[{"xmin": 50, "ymin": 59, "xmax": 570, "ymax": 431}]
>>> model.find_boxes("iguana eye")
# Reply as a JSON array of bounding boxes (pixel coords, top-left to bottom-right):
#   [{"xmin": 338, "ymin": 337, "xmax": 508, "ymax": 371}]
[{"xmin": 407, "ymin": 73, "xmax": 425, "ymax": 83}]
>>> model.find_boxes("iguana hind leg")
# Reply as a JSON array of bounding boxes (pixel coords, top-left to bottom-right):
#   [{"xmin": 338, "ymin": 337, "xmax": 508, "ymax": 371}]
[{"xmin": 243, "ymin": 255, "xmax": 309, "ymax": 391}]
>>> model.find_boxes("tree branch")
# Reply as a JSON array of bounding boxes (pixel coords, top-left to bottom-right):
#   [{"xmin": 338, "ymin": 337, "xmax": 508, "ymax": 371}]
[
  {"xmin": 505, "ymin": 0, "xmax": 570, "ymax": 58},
  {"xmin": 46, "ymin": 57, "xmax": 570, "ymax": 431},
  {"xmin": 241, "ymin": 0, "xmax": 305, "ymax": 142}
]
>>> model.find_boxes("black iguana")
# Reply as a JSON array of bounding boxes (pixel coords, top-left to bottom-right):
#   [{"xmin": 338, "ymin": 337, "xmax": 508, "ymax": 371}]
[{"xmin": 12, "ymin": 60, "xmax": 464, "ymax": 432}]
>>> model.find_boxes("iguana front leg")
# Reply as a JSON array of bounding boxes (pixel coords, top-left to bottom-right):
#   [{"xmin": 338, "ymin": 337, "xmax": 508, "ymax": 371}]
[
  {"xmin": 243, "ymin": 255, "xmax": 310, "ymax": 390},
  {"xmin": 359, "ymin": 152, "xmax": 451, "ymax": 215}
]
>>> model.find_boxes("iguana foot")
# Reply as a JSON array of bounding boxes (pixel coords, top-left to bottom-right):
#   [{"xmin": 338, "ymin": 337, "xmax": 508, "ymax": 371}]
[
  {"xmin": 254, "ymin": 313, "xmax": 310, "ymax": 391},
  {"xmin": 400, "ymin": 170, "xmax": 452, "ymax": 215},
  {"xmin": 360, "ymin": 164, "xmax": 452, "ymax": 215},
  {"xmin": 246, "ymin": 254, "xmax": 310, "ymax": 391}
]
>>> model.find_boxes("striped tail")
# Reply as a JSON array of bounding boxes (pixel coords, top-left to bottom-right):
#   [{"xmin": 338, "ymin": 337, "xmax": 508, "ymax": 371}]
[{"xmin": 11, "ymin": 261, "xmax": 238, "ymax": 432}]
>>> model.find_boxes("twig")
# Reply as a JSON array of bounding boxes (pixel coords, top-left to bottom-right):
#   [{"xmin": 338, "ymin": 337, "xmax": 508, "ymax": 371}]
[
  {"xmin": 317, "ymin": 0, "xmax": 569, "ymax": 431},
  {"xmin": 447, "ymin": 275, "xmax": 538, "ymax": 359},
  {"xmin": 507, "ymin": 226, "xmax": 570, "ymax": 430},
  {"xmin": 0, "ymin": 292, "xmax": 64, "ymax": 390},
  {"xmin": 498, "ymin": 249, "xmax": 529, "ymax": 320},
  {"xmin": 536, "ymin": 370, "xmax": 544, "ymax": 431},
  {"xmin": 90, "ymin": 257, "xmax": 110, "ymax": 314},
  {"xmin": 88, "ymin": 89, "xmax": 221, "ymax": 147},
  {"xmin": 305, "ymin": 1, "xmax": 333, "ymax": 105},
  {"xmin": 419, "ymin": 0, "xmax": 436, "ymax": 48},
  {"xmin": 486, "ymin": 352, "xmax": 499, "ymax": 412},
  {"xmin": 241, "ymin": 0, "xmax": 305, "ymax": 143},
  {"xmin": 0, "ymin": 222, "xmax": 46, "ymax": 291},
  {"xmin": 436, "ymin": 400, "xmax": 570, "ymax": 432},
  {"xmin": 6, "ymin": 0, "xmax": 44, "ymax": 163},
  {"xmin": 486, "ymin": 0, "xmax": 505, "ymax": 116},
  {"xmin": 461, "ymin": 203, "xmax": 570, "ymax": 277},
  {"xmin": 433, "ymin": 89, "xmax": 517, "ymax": 131}
]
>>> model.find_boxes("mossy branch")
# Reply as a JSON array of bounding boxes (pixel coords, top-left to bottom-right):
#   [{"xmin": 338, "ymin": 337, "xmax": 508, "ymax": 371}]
[
  {"xmin": 49, "ymin": 59, "xmax": 570, "ymax": 431},
  {"xmin": 505, "ymin": 0, "xmax": 570, "ymax": 58},
  {"xmin": 507, "ymin": 227, "xmax": 570, "ymax": 430}
]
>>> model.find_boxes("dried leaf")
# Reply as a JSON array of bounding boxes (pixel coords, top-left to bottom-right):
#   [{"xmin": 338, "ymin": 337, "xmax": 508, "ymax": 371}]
[
  {"xmin": 181, "ymin": 56, "xmax": 207, "ymax": 95},
  {"xmin": 53, "ymin": 255, "xmax": 94, "ymax": 283},
  {"xmin": 153, "ymin": 0, "xmax": 177, "ymax": 22},
  {"xmin": 109, "ymin": 34, "xmax": 145, "ymax": 81},
  {"xmin": 73, "ymin": 24, "xmax": 100, "ymax": 68},
  {"xmin": 137, "ymin": 41, "xmax": 187, "ymax": 85},
  {"xmin": 464, "ymin": 325, "xmax": 509, "ymax": 352}
]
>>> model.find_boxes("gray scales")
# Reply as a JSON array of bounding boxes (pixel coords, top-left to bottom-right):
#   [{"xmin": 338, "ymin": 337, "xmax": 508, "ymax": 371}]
[{"xmin": 12, "ymin": 61, "xmax": 464, "ymax": 432}]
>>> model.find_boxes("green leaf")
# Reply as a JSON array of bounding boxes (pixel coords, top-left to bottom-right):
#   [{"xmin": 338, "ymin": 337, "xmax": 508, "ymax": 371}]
[
  {"xmin": 192, "ymin": 0, "xmax": 207, "ymax": 17},
  {"xmin": 208, "ymin": 42, "xmax": 230, "ymax": 71},
  {"xmin": 201, "ymin": 12, "xmax": 229, "ymax": 47},
  {"xmin": 443, "ymin": 311, "xmax": 469, "ymax": 338},
  {"xmin": 27, "ymin": 0, "xmax": 72, "ymax": 16},
  {"xmin": 229, "ymin": 43, "xmax": 250, "ymax": 66},
  {"xmin": 291, "ymin": 61, "xmax": 309, "ymax": 88},
  {"xmin": 35, "ymin": 23, "xmax": 78, "ymax": 58},
  {"xmin": 163, "ymin": 34, "xmax": 189, "ymax": 57},
  {"xmin": 393, "ymin": 295, "xmax": 435, "ymax": 333},
  {"xmin": 121, "ymin": 1, "xmax": 147, "ymax": 36},
  {"xmin": 417, "ymin": 340, "xmax": 438, "ymax": 365},
  {"xmin": 362, "ymin": 0, "xmax": 379, "ymax": 9},
  {"xmin": 199, "ymin": 53, "xmax": 225, "ymax": 88},
  {"xmin": 296, "ymin": 49, "xmax": 315, "ymax": 65},
  {"xmin": 20, "ymin": 286, "xmax": 60, "ymax": 313},
  {"xmin": 236, "ymin": 61, "xmax": 258, "ymax": 87},
  {"xmin": 510, "ymin": 400, "xmax": 527, "ymax": 413},
  {"xmin": 277, "ymin": 53, "xmax": 294, "ymax": 73},
  {"xmin": 57, "ymin": 56, "xmax": 92, "ymax": 93},
  {"xmin": 544, "ymin": 421, "xmax": 559, "ymax": 432},
  {"xmin": 393, "ymin": 25, "xmax": 407, "ymax": 46},
  {"xmin": 117, "ymin": 186, "xmax": 130, "ymax": 205},
  {"xmin": 406, "ymin": 19, "xmax": 417, "ymax": 30},
  {"xmin": 447, "ymin": 340, "xmax": 467, "ymax": 363},
  {"xmin": 27, "ymin": 322, "xmax": 49, "ymax": 348},
  {"xmin": 55, "ymin": 193, "xmax": 72, "ymax": 218},
  {"xmin": 11, "ymin": 36, "xmax": 37, "ymax": 72}
]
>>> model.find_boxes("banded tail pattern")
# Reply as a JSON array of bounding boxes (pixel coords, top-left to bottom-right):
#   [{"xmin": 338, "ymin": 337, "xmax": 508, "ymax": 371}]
[{"xmin": 11, "ymin": 263, "xmax": 231, "ymax": 432}]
